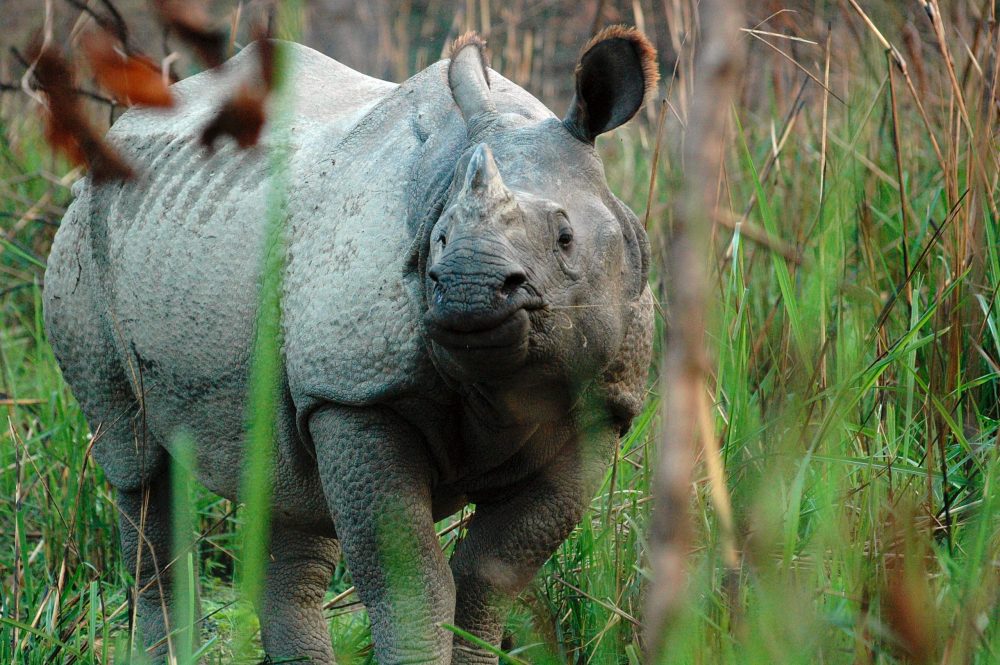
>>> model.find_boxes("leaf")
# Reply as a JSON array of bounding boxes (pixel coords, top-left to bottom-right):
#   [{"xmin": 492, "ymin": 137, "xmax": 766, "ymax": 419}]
[
  {"xmin": 881, "ymin": 510, "xmax": 939, "ymax": 664},
  {"xmin": 200, "ymin": 85, "xmax": 266, "ymax": 150},
  {"xmin": 81, "ymin": 29, "xmax": 174, "ymax": 108},
  {"xmin": 31, "ymin": 42, "xmax": 134, "ymax": 182},
  {"xmin": 199, "ymin": 27, "xmax": 276, "ymax": 151},
  {"xmin": 439, "ymin": 624, "xmax": 530, "ymax": 664},
  {"xmin": 153, "ymin": 0, "xmax": 228, "ymax": 68}
]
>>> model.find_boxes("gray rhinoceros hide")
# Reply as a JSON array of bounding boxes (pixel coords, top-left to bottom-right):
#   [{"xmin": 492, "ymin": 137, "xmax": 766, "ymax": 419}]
[
  {"xmin": 44, "ymin": 31, "xmax": 657, "ymax": 665},
  {"xmin": 47, "ymin": 40, "xmax": 547, "ymax": 497}
]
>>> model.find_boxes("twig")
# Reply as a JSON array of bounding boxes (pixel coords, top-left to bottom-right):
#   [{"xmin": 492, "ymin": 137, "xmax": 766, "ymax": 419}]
[
  {"xmin": 9, "ymin": 46, "xmax": 31, "ymax": 70},
  {"xmin": 64, "ymin": 0, "xmax": 129, "ymax": 47},
  {"xmin": 643, "ymin": 99, "xmax": 667, "ymax": 230},
  {"xmin": 97, "ymin": 0, "xmax": 130, "ymax": 42},
  {"xmin": 645, "ymin": 0, "xmax": 745, "ymax": 659},
  {"xmin": 1, "ymin": 78, "xmax": 118, "ymax": 107}
]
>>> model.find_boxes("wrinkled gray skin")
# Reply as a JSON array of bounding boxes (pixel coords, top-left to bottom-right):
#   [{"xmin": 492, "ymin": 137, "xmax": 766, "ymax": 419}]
[{"xmin": 44, "ymin": 33, "xmax": 654, "ymax": 664}]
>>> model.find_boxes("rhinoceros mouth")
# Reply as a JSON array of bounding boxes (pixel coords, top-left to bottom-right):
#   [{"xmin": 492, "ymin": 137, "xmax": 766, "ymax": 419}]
[
  {"xmin": 425, "ymin": 307, "xmax": 531, "ymax": 350},
  {"xmin": 423, "ymin": 288, "xmax": 544, "ymax": 348}
]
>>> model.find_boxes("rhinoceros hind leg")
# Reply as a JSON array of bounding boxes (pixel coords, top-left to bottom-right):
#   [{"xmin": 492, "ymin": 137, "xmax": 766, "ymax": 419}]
[
  {"xmin": 258, "ymin": 525, "xmax": 340, "ymax": 665},
  {"xmin": 117, "ymin": 473, "xmax": 202, "ymax": 663}
]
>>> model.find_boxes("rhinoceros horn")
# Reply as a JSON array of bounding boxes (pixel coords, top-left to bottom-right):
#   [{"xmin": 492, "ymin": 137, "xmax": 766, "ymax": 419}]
[
  {"xmin": 448, "ymin": 32, "xmax": 496, "ymax": 124},
  {"xmin": 462, "ymin": 143, "xmax": 507, "ymax": 197}
]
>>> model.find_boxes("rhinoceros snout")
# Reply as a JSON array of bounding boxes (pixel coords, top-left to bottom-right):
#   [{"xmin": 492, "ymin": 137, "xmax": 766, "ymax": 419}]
[
  {"xmin": 424, "ymin": 270, "xmax": 537, "ymax": 329},
  {"xmin": 424, "ymin": 255, "xmax": 542, "ymax": 353},
  {"xmin": 427, "ymin": 261, "xmax": 527, "ymax": 317}
]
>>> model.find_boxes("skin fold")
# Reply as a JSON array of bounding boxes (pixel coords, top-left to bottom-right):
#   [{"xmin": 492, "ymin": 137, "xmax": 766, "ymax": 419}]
[{"xmin": 43, "ymin": 28, "xmax": 657, "ymax": 664}]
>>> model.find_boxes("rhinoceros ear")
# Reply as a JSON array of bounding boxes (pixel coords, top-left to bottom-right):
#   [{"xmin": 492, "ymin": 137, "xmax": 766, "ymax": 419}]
[
  {"xmin": 448, "ymin": 32, "xmax": 497, "ymax": 124},
  {"xmin": 563, "ymin": 26, "xmax": 659, "ymax": 143}
]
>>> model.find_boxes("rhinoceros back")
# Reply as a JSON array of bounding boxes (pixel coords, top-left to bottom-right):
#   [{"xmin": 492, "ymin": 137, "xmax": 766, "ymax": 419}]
[
  {"xmin": 44, "ymin": 40, "xmax": 554, "ymax": 474},
  {"xmin": 43, "ymin": 42, "xmax": 401, "ymax": 491}
]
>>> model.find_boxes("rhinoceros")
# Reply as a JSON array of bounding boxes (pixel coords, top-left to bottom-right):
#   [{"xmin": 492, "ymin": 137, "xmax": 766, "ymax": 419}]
[{"xmin": 43, "ymin": 26, "xmax": 657, "ymax": 664}]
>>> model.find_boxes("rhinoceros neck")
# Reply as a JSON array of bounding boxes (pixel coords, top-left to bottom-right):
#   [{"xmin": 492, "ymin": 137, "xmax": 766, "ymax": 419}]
[
  {"xmin": 453, "ymin": 379, "xmax": 581, "ymax": 471},
  {"xmin": 461, "ymin": 380, "xmax": 573, "ymax": 424}
]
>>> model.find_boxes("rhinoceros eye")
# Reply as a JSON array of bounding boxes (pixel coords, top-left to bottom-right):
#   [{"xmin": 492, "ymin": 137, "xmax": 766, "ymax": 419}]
[
  {"xmin": 551, "ymin": 212, "xmax": 581, "ymax": 277},
  {"xmin": 436, "ymin": 232, "xmax": 447, "ymax": 248},
  {"xmin": 556, "ymin": 213, "xmax": 574, "ymax": 248},
  {"xmin": 558, "ymin": 228, "xmax": 574, "ymax": 247}
]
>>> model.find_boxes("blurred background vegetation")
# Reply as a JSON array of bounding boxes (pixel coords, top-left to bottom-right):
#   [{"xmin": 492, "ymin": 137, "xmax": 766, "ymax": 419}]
[{"xmin": 1, "ymin": 0, "xmax": 999, "ymax": 663}]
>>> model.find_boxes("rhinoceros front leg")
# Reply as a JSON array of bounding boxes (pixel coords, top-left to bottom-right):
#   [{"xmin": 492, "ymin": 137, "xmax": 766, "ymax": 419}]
[
  {"xmin": 258, "ymin": 525, "xmax": 341, "ymax": 664},
  {"xmin": 309, "ymin": 405, "xmax": 456, "ymax": 663},
  {"xmin": 448, "ymin": 441, "xmax": 611, "ymax": 664}
]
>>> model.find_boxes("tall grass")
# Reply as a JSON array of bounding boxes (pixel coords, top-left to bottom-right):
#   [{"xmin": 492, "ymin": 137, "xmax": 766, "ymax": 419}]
[
  {"xmin": 1, "ymin": 1, "xmax": 998, "ymax": 663},
  {"xmin": 231, "ymin": 19, "xmax": 297, "ymax": 665}
]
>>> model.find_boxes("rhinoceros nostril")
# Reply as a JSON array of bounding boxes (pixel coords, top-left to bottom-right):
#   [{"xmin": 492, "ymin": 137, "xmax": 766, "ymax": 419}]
[
  {"xmin": 428, "ymin": 266, "xmax": 441, "ymax": 283},
  {"xmin": 501, "ymin": 270, "xmax": 527, "ymax": 295}
]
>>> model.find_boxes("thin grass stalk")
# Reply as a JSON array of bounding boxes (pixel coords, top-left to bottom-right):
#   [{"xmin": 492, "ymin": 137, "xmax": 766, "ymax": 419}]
[
  {"xmin": 843, "ymin": 0, "xmax": 948, "ymax": 184},
  {"xmin": 925, "ymin": 0, "xmax": 974, "ymax": 135},
  {"xmin": 9, "ymin": 418, "xmax": 22, "ymax": 657},
  {"xmin": 817, "ymin": 25, "xmax": 831, "ymax": 389},
  {"xmin": 643, "ymin": 98, "xmax": 667, "ymax": 230},
  {"xmin": 886, "ymin": 49, "xmax": 912, "ymax": 306},
  {"xmin": 234, "ymin": 5, "xmax": 300, "ymax": 659},
  {"xmin": 169, "ymin": 435, "xmax": 195, "ymax": 665},
  {"xmin": 696, "ymin": 387, "xmax": 738, "ymax": 584}
]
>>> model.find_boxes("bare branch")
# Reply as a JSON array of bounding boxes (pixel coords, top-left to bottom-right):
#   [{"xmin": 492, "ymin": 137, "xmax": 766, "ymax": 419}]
[
  {"xmin": 64, "ymin": 0, "xmax": 129, "ymax": 47},
  {"xmin": 645, "ymin": 0, "xmax": 745, "ymax": 659}
]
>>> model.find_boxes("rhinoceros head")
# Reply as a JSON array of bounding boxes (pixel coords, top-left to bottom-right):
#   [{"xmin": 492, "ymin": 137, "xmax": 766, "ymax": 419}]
[{"xmin": 424, "ymin": 27, "xmax": 657, "ymax": 392}]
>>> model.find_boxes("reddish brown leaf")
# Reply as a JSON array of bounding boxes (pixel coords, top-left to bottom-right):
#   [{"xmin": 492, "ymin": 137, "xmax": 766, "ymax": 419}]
[
  {"xmin": 81, "ymin": 30, "xmax": 174, "ymax": 108},
  {"xmin": 31, "ymin": 42, "xmax": 134, "ymax": 182},
  {"xmin": 881, "ymin": 510, "xmax": 939, "ymax": 664},
  {"xmin": 75, "ymin": 131, "xmax": 137, "ymax": 183},
  {"xmin": 41, "ymin": 112, "xmax": 86, "ymax": 167},
  {"xmin": 200, "ymin": 85, "xmax": 266, "ymax": 150},
  {"xmin": 153, "ymin": 0, "xmax": 228, "ymax": 68}
]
